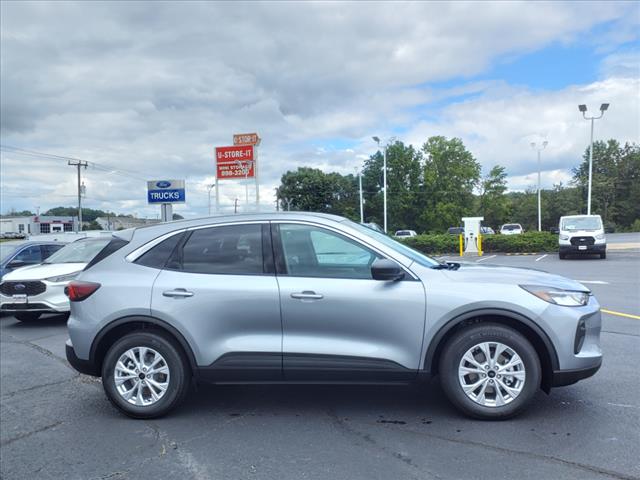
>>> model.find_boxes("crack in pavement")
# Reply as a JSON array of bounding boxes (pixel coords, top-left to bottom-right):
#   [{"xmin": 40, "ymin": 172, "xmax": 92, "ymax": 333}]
[
  {"xmin": 1, "ymin": 421, "xmax": 63, "ymax": 446},
  {"xmin": 369, "ymin": 420, "xmax": 637, "ymax": 480},
  {"xmin": 326, "ymin": 409, "xmax": 441, "ymax": 480}
]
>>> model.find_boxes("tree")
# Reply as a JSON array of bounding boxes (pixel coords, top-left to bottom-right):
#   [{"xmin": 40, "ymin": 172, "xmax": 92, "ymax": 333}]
[
  {"xmin": 172, "ymin": 213, "xmax": 184, "ymax": 220},
  {"xmin": 83, "ymin": 220, "xmax": 102, "ymax": 231},
  {"xmin": 420, "ymin": 136, "xmax": 481, "ymax": 232},
  {"xmin": 276, "ymin": 167, "xmax": 358, "ymax": 218},
  {"xmin": 479, "ymin": 165, "xmax": 509, "ymax": 229},
  {"xmin": 572, "ymin": 140, "xmax": 640, "ymax": 228},
  {"xmin": 361, "ymin": 141, "xmax": 422, "ymax": 231}
]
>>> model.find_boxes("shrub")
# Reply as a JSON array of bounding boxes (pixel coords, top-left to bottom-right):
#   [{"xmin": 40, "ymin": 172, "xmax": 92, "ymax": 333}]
[{"xmin": 400, "ymin": 231, "xmax": 558, "ymax": 254}]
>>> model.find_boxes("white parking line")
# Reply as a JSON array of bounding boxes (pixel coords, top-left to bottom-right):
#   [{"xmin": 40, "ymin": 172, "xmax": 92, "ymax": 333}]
[
  {"xmin": 535, "ymin": 254, "xmax": 548, "ymax": 262},
  {"xmin": 577, "ymin": 280, "xmax": 610, "ymax": 285},
  {"xmin": 476, "ymin": 255, "xmax": 496, "ymax": 263}
]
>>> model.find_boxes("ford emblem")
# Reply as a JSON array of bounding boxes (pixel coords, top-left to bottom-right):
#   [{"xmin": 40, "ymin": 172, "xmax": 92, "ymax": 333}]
[
  {"xmin": 156, "ymin": 181, "xmax": 172, "ymax": 189},
  {"xmin": 14, "ymin": 284, "xmax": 26, "ymax": 291}
]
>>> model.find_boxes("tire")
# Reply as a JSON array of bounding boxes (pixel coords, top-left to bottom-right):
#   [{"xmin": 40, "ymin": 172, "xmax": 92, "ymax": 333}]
[
  {"xmin": 439, "ymin": 323, "xmax": 541, "ymax": 420},
  {"xmin": 559, "ymin": 252, "xmax": 566, "ymax": 260},
  {"xmin": 600, "ymin": 252, "xmax": 606, "ymax": 259},
  {"xmin": 101, "ymin": 331, "xmax": 190, "ymax": 419},
  {"xmin": 14, "ymin": 312, "xmax": 42, "ymax": 322}
]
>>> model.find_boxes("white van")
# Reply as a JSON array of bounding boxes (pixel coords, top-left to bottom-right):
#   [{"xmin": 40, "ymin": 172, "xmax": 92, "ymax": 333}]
[{"xmin": 558, "ymin": 214, "xmax": 606, "ymax": 259}]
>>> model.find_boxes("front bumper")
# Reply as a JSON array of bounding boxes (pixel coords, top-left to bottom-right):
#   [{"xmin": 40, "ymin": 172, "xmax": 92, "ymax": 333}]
[
  {"xmin": 66, "ymin": 339, "xmax": 100, "ymax": 376},
  {"xmin": 559, "ymin": 243, "xmax": 606, "ymax": 254},
  {"xmin": 0, "ymin": 282, "xmax": 70, "ymax": 313},
  {"xmin": 552, "ymin": 359, "xmax": 602, "ymax": 387}
]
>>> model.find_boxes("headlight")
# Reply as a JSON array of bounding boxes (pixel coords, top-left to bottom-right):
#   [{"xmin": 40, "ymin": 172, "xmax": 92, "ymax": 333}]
[
  {"xmin": 559, "ymin": 234, "xmax": 569, "ymax": 240},
  {"xmin": 595, "ymin": 233, "xmax": 605, "ymax": 240},
  {"xmin": 520, "ymin": 285, "xmax": 590, "ymax": 306},
  {"xmin": 45, "ymin": 271, "xmax": 81, "ymax": 283}
]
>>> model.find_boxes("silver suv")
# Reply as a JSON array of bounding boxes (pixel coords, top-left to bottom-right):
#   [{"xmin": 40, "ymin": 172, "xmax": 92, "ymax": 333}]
[{"xmin": 65, "ymin": 213, "xmax": 602, "ymax": 419}]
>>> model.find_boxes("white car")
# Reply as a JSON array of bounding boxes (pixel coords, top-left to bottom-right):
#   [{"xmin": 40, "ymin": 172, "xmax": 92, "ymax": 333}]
[
  {"xmin": 500, "ymin": 223, "xmax": 524, "ymax": 235},
  {"xmin": 394, "ymin": 230, "xmax": 417, "ymax": 238},
  {"xmin": 0, "ymin": 237, "xmax": 110, "ymax": 322},
  {"xmin": 558, "ymin": 214, "xmax": 606, "ymax": 259}
]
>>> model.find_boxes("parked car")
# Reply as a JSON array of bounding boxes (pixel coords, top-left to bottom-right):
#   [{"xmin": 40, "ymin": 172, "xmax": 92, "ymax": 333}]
[
  {"xmin": 394, "ymin": 230, "xmax": 417, "ymax": 238},
  {"xmin": 480, "ymin": 226, "xmax": 495, "ymax": 235},
  {"xmin": 1, "ymin": 232, "xmax": 26, "ymax": 239},
  {"xmin": 65, "ymin": 212, "xmax": 602, "ymax": 420},
  {"xmin": 500, "ymin": 224, "xmax": 524, "ymax": 235},
  {"xmin": 558, "ymin": 214, "xmax": 606, "ymax": 260},
  {"xmin": 0, "ymin": 240, "xmax": 67, "ymax": 280},
  {"xmin": 447, "ymin": 227, "xmax": 464, "ymax": 235},
  {"xmin": 0, "ymin": 237, "xmax": 110, "ymax": 321}
]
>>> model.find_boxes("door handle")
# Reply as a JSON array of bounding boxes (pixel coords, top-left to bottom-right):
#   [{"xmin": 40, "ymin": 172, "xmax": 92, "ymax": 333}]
[
  {"xmin": 291, "ymin": 291, "xmax": 324, "ymax": 300},
  {"xmin": 162, "ymin": 288, "xmax": 194, "ymax": 298}
]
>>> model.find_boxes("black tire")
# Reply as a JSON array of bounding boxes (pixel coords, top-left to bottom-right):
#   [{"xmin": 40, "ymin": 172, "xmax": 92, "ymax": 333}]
[
  {"xmin": 559, "ymin": 252, "xmax": 566, "ymax": 260},
  {"xmin": 101, "ymin": 331, "xmax": 190, "ymax": 419},
  {"xmin": 14, "ymin": 312, "xmax": 42, "ymax": 322},
  {"xmin": 600, "ymin": 252, "xmax": 606, "ymax": 259},
  {"xmin": 439, "ymin": 323, "xmax": 541, "ymax": 420}
]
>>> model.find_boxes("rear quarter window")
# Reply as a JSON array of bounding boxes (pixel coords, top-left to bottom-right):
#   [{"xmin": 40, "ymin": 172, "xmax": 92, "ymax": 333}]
[
  {"xmin": 135, "ymin": 233, "xmax": 184, "ymax": 269},
  {"xmin": 85, "ymin": 237, "xmax": 130, "ymax": 270}
]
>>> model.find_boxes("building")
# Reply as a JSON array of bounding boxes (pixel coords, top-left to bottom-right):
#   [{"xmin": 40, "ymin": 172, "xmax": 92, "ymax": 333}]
[
  {"xmin": 95, "ymin": 216, "xmax": 160, "ymax": 231},
  {"xmin": 0, "ymin": 215, "xmax": 78, "ymax": 236}
]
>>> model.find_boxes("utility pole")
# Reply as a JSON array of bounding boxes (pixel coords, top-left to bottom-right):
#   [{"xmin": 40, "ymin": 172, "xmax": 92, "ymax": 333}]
[
  {"xmin": 234, "ymin": 198, "xmax": 239, "ymax": 214},
  {"xmin": 372, "ymin": 136, "xmax": 395, "ymax": 233},
  {"xmin": 355, "ymin": 167, "xmax": 364, "ymax": 223},
  {"xmin": 68, "ymin": 160, "xmax": 88, "ymax": 232},
  {"xmin": 207, "ymin": 183, "xmax": 215, "ymax": 216}
]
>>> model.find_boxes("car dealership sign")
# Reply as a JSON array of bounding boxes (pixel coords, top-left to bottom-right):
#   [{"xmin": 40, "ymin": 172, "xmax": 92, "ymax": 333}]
[
  {"xmin": 215, "ymin": 145, "xmax": 255, "ymax": 179},
  {"xmin": 147, "ymin": 179, "xmax": 186, "ymax": 204}
]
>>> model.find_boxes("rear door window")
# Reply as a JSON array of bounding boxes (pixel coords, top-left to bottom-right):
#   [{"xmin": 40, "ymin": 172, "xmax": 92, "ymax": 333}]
[{"xmin": 176, "ymin": 224, "xmax": 264, "ymax": 275}]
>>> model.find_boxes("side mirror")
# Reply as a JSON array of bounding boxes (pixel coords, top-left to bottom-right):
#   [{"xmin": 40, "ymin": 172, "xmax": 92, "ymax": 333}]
[{"xmin": 371, "ymin": 258, "xmax": 405, "ymax": 281}]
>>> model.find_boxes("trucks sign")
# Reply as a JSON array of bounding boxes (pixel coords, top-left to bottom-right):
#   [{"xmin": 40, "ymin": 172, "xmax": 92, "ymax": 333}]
[
  {"xmin": 147, "ymin": 179, "xmax": 186, "ymax": 204},
  {"xmin": 215, "ymin": 145, "xmax": 255, "ymax": 179}
]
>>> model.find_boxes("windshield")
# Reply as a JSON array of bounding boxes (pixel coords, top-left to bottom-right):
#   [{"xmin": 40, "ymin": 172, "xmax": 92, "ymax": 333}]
[
  {"xmin": 346, "ymin": 221, "xmax": 438, "ymax": 268},
  {"xmin": 502, "ymin": 224, "xmax": 521, "ymax": 230},
  {"xmin": 561, "ymin": 216, "xmax": 602, "ymax": 231},
  {"xmin": 0, "ymin": 243, "xmax": 21, "ymax": 263},
  {"xmin": 44, "ymin": 239, "xmax": 110, "ymax": 264}
]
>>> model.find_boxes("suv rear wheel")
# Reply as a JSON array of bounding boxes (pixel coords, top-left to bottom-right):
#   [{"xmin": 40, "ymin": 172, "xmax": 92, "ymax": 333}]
[
  {"xmin": 439, "ymin": 324, "xmax": 541, "ymax": 420},
  {"xmin": 101, "ymin": 331, "xmax": 190, "ymax": 419}
]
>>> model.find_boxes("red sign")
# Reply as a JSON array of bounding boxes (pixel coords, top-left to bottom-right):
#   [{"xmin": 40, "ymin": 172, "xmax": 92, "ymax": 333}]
[
  {"xmin": 215, "ymin": 145, "xmax": 255, "ymax": 179},
  {"xmin": 233, "ymin": 133, "xmax": 260, "ymax": 146}
]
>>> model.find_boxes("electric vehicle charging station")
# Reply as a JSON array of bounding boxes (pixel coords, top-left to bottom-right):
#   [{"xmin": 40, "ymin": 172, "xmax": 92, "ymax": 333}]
[{"xmin": 461, "ymin": 216, "xmax": 484, "ymax": 256}]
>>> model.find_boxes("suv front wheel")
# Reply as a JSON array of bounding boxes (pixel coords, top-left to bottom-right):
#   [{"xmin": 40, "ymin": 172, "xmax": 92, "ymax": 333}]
[
  {"xmin": 439, "ymin": 324, "xmax": 541, "ymax": 420},
  {"xmin": 101, "ymin": 331, "xmax": 190, "ymax": 419}
]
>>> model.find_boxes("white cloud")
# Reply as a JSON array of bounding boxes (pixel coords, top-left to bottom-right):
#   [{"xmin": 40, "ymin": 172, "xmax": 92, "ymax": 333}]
[{"xmin": 0, "ymin": 1, "xmax": 638, "ymax": 216}]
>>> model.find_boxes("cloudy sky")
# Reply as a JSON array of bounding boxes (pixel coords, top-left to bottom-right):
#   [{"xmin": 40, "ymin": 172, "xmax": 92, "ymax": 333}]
[{"xmin": 1, "ymin": 1, "xmax": 639, "ymax": 218}]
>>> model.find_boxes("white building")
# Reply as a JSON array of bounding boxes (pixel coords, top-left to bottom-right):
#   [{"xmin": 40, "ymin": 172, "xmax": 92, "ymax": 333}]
[
  {"xmin": 0, "ymin": 215, "xmax": 78, "ymax": 236},
  {"xmin": 95, "ymin": 216, "xmax": 160, "ymax": 231}
]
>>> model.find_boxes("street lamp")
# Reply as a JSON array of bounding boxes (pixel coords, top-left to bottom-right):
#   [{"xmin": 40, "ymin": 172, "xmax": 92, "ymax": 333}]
[
  {"xmin": 235, "ymin": 160, "xmax": 252, "ymax": 209},
  {"xmin": 579, "ymin": 103, "xmax": 609, "ymax": 215},
  {"xmin": 372, "ymin": 136, "xmax": 395, "ymax": 233},
  {"xmin": 207, "ymin": 183, "xmax": 216, "ymax": 216},
  {"xmin": 530, "ymin": 141, "xmax": 548, "ymax": 231},
  {"xmin": 355, "ymin": 167, "xmax": 364, "ymax": 223}
]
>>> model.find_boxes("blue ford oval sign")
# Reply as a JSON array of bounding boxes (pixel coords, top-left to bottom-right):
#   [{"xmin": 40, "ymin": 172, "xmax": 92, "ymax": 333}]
[{"xmin": 147, "ymin": 179, "xmax": 186, "ymax": 204}]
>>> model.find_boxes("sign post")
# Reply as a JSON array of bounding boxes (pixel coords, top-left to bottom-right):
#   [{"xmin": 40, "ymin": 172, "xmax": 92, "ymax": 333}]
[
  {"xmin": 233, "ymin": 133, "xmax": 261, "ymax": 210},
  {"xmin": 147, "ymin": 179, "xmax": 186, "ymax": 222}
]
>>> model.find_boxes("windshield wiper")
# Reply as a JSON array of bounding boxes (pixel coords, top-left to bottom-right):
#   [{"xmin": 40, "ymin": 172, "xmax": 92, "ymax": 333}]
[{"xmin": 431, "ymin": 261, "xmax": 460, "ymax": 270}]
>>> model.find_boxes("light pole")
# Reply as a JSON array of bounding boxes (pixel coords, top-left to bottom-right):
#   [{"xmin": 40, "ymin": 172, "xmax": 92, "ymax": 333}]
[
  {"xmin": 235, "ymin": 160, "xmax": 252, "ymax": 210},
  {"xmin": 530, "ymin": 141, "xmax": 548, "ymax": 231},
  {"xmin": 207, "ymin": 183, "xmax": 216, "ymax": 216},
  {"xmin": 578, "ymin": 103, "xmax": 609, "ymax": 215},
  {"xmin": 355, "ymin": 167, "xmax": 364, "ymax": 223},
  {"xmin": 372, "ymin": 136, "xmax": 395, "ymax": 233}
]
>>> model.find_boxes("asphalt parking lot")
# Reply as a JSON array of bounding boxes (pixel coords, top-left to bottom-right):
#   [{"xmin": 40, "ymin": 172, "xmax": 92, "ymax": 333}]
[{"xmin": 1, "ymin": 249, "xmax": 639, "ymax": 480}]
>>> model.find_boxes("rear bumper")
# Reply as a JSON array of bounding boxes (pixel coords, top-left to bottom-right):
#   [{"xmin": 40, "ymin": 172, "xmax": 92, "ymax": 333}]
[
  {"xmin": 552, "ymin": 358, "xmax": 602, "ymax": 387},
  {"xmin": 559, "ymin": 244, "xmax": 606, "ymax": 254},
  {"xmin": 65, "ymin": 339, "xmax": 100, "ymax": 376}
]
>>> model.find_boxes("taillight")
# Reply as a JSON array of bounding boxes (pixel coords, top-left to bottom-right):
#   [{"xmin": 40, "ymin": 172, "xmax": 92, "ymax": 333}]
[{"xmin": 65, "ymin": 281, "xmax": 101, "ymax": 302}]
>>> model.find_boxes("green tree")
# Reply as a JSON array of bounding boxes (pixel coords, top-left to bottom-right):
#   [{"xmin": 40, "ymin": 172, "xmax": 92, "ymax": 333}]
[
  {"xmin": 572, "ymin": 140, "xmax": 640, "ymax": 228},
  {"xmin": 479, "ymin": 165, "xmax": 509, "ymax": 229},
  {"xmin": 276, "ymin": 167, "xmax": 358, "ymax": 218},
  {"xmin": 419, "ymin": 136, "xmax": 481, "ymax": 232}
]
